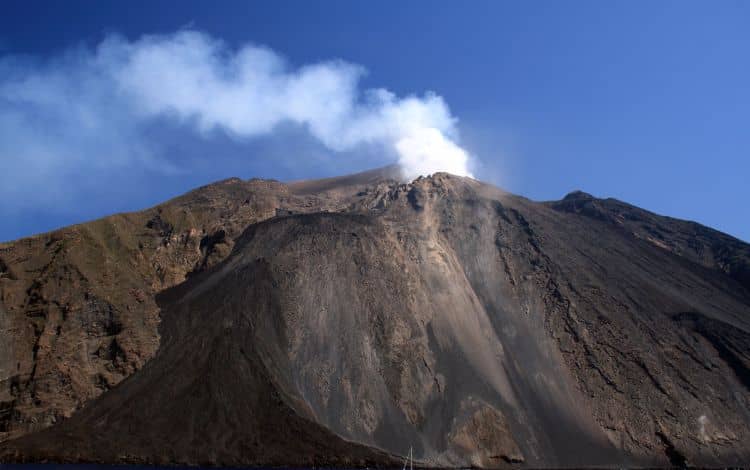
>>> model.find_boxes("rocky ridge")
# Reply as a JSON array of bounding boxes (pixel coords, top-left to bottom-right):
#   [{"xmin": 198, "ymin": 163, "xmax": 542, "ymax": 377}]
[{"xmin": 0, "ymin": 167, "xmax": 748, "ymax": 467}]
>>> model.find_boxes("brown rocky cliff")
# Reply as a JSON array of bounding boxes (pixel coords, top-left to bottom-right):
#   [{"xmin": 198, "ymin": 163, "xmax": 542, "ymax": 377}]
[
  {"xmin": 0, "ymin": 168, "xmax": 749, "ymax": 468},
  {"xmin": 0, "ymin": 168, "xmax": 400, "ymax": 442}
]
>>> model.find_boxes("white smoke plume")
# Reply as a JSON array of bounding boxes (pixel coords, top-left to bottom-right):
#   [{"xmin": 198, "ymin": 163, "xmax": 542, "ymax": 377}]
[
  {"xmin": 0, "ymin": 30, "xmax": 474, "ymax": 238},
  {"xmin": 101, "ymin": 31, "xmax": 472, "ymax": 179}
]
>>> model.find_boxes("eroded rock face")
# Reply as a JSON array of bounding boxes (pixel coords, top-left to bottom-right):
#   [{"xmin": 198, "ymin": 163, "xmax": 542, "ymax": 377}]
[
  {"xmin": 0, "ymin": 168, "xmax": 401, "ymax": 441},
  {"xmin": 448, "ymin": 400, "xmax": 523, "ymax": 467},
  {"xmin": 1, "ymin": 167, "xmax": 749, "ymax": 467}
]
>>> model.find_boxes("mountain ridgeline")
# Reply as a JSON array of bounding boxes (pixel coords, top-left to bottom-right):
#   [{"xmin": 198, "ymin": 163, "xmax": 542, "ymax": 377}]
[{"xmin": 1, "ymin": 167, "xmax": 749, "ymax": 467}]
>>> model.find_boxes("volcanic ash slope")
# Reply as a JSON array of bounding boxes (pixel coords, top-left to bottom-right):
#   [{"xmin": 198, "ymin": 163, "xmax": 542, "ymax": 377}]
[{"xmin": 2, "ymin": 170, "xmax": 750, "ymax": 468}]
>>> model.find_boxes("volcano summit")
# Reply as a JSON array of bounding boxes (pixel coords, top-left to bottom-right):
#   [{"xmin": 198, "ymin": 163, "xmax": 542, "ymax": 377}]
[{"xmin": 1, "ymin": 167, "xmax": 749, "ymax": 468}]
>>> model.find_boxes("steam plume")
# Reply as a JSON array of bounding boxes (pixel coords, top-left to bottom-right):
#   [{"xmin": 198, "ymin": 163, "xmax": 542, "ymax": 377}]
[
  {"xmin": 0, "ymin": 30, "xmax": 473, "ymax": 215},
  {"xmin": 104, "ymin": 31, "xmax": 472, "ymax": 179}
]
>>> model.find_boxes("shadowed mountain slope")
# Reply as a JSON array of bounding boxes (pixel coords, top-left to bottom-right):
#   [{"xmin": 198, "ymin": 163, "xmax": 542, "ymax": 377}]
[
  {"xmin": 0, "ymin": 170, "xmax": 395, "ymax": 441},
  {"xmin": 548, "ymin": 190, "xmax": 750, "ymax": 291},
  {"xmin": 1, "ymin": 168, "xmax": 749, "ymax": 467}
]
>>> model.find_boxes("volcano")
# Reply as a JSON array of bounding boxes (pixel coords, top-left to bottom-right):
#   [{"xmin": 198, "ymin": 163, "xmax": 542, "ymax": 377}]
[{"xmin": 1, "ymin": 167, "xmax": 749, "ymax": 467}]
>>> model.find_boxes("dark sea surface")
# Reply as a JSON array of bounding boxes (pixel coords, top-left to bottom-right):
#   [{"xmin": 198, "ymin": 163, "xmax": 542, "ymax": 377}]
[
  {"xmin": 0, "ymin": 466, "xmax": 326, "ymax": 470},
  {"xmin": 3, "ymin": 466, "xmax": 400, "ymax": 470},
  {"xmin": 0, "ymin": 466, "xmax": 231, "ymax": 470},
  {"xmin": 0, "ymin": 467, "xmax": 374, "ymax": 470}
]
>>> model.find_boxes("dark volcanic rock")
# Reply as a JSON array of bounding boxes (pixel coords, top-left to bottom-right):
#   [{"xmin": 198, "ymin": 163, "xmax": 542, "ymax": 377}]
[
  {"xmin": 1, "ymin": 168, "xmax": 749, "ymax": 467},
  {"xmin": 548, "ymin": 192, "xmax": 750, "ymax": 292}
]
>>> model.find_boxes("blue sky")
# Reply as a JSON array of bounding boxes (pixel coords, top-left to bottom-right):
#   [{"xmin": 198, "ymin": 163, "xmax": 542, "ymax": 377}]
[{"xmin": 1, "ymin": 0, "xmax": 748, "ymax": 242}]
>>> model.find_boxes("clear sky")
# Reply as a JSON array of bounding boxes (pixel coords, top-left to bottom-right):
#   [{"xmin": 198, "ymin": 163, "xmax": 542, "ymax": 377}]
[{"xmin": 1, "ymin": 0, "xmax": 748, "ymax": 242}]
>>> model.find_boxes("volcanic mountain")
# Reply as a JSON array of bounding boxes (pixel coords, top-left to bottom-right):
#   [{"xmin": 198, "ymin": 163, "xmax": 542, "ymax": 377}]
[{"xmin": 1, "ymin": 167, "xmax": 749, "ymax": 468}]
